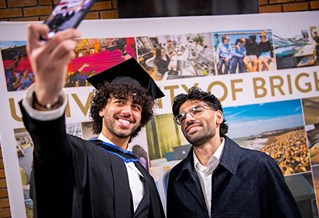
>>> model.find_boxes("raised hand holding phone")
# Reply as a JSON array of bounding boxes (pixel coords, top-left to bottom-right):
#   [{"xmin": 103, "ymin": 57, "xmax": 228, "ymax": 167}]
[
  {"xmin": 43, "ymin": 0, "xmax": 95, "ymax": 39},
  {"xmin": 28, "ymin": 24, "xmax": 81, "ymax": 109}
]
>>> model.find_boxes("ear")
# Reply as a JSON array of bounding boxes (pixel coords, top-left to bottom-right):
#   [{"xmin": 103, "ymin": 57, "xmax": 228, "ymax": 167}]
[
  {"xmin": 99, "ymin": 109, "xmax": 105, "ymax": 117},
  {"xmin": 216, "ymin": 110, "xmax": 224, "ymax": 124}
]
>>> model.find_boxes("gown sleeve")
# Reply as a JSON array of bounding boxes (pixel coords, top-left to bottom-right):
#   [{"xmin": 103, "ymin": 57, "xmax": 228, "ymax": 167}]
[{"xmin": 19, "ymin": 99, "xmax": 76, "ymax": 218}]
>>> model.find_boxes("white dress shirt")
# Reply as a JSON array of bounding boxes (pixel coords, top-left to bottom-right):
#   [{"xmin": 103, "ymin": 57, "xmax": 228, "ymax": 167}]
[
  {"xmin": 22, "ymin": 84, "xmax": 144, "ymax": 212},
  {"xmin": 193, "ymin": 138, "xmax": 225, "ymax": 217}
]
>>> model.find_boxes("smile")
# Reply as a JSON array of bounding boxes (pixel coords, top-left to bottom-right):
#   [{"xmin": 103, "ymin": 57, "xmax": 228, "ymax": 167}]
[
  {"xmin": 118, "ymin": 118, "xmax": 131, "ymax": 125},
  {"xmin": 186, "ymin": 123, "xmax": 201, "ymax": 133}
]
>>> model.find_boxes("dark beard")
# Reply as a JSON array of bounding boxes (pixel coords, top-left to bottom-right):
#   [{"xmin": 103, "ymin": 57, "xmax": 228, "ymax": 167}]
[
  {"xmin": 107, "ymin": 124, "xmax": 138, "ymax": 139},
  {"xmin": 187, "ymin": 133, "xmax": 214, "ymax": 147},
  {"xmin": 104, "ymin": 114, "xmax": 138, "ymax": 139},
  {"xmin": 184, "ymin": 122, "xmax": 216, "ymax": 147}
]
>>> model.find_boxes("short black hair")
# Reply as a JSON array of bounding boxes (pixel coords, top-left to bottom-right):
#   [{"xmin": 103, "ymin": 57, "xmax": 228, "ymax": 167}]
[{"xmin": 172, "ymin": 86, "xmax": 228, "ymax": 136}]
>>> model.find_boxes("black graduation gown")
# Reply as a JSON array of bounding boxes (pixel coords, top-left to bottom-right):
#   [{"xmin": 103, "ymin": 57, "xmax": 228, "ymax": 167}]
[{"xmin": 19, "ymin": 102, "xmax": 165, "ymax": 218}]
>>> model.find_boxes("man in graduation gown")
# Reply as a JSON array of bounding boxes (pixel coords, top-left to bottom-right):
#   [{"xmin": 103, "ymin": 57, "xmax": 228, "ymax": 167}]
[{"xmin": 20, "ymin": 24, "xmax": 165, "ymax": 218}]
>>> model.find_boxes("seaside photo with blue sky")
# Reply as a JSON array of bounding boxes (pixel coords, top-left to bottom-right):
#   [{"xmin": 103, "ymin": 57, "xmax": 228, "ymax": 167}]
[
  {"xmin": 224, "ymin": 99, "xmax": 304, "ymax": 140},
  {"xmin": 224, "ymin": 99, "xmax": 309, "ymax": 175}
]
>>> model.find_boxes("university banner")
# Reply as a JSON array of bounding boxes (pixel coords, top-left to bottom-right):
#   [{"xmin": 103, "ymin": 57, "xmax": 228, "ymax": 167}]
[{"xmin": 0, "ymin": 11, "xmax": 318, "ymax": 217}]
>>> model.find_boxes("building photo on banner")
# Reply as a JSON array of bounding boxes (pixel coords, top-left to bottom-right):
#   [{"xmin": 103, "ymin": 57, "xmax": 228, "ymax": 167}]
[{"xmin": 0, "ymin": 11, "xmax": 319, "ymax": 217}]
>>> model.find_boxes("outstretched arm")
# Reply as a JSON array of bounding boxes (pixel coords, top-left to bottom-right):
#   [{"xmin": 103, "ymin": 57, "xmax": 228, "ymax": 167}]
[{"xmin": 19, "ymin": 24, "xmax": 83, "ymax": 218}]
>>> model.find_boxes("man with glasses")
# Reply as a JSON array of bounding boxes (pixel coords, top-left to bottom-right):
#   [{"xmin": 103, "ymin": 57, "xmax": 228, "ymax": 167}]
[{"xmin": 166, "ymin": 87, "xmax": 301, "ymax": 218}]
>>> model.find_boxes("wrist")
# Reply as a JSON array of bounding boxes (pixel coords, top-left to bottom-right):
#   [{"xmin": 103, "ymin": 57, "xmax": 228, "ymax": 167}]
[{"xmin": 32, "ymin": 92, "xmax": 63, "ymax": 111}]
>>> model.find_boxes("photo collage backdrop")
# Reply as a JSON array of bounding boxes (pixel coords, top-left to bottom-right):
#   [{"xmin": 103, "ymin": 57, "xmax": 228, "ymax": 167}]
[{"xmin": 0, "ymin": 12, "xmax": 318, "ymax": 217}]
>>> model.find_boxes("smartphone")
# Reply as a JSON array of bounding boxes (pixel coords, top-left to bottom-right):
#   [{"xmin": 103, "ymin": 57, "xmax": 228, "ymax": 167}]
[{"xmin": 43, "ymin": 0, "xmax": 95, "ymax": 39}]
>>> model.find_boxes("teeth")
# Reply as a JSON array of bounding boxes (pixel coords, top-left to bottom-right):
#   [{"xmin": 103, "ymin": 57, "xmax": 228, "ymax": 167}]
[{"xmin": 119, "ymin": 119, "xmax": 130, "ymax": 124}]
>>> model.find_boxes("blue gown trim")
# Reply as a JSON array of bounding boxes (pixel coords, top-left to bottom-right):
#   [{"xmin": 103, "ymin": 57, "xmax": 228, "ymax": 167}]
[{"xmin": 89, "ymin": 138, "xmax": 139, "ymax": 163}]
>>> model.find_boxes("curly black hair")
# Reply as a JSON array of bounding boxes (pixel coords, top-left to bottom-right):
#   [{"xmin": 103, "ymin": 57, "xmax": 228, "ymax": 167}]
[
  {"xmin": 89, "ymin": 81, "xmax": 155, "ymax": 141},
  {"xmin": 172, "ymin": 86, "xmax": 228, "ymax": 137}
]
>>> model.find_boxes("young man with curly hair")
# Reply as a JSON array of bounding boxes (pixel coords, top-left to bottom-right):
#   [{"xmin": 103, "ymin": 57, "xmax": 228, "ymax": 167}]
[
  {"xmin": 19, "ymin": 24, "xmax": 165, "ymax": 218},
  {"xmin": 167, "ymin": 87, "xmax": 301, "ymax": 218}
]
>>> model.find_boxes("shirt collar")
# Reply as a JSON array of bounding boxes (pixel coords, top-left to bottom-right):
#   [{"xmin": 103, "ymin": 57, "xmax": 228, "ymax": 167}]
[
  {"xmin": 98, "ymin": 133, "xmax": 114, "ymax": 145},
  {"xmin": 174, "ymin": 136, "xmax": 242, "ymax": 182},
  {"xmin": 218, "ymin": 136, "xmax": 241, "ymax": 175},
  {"xmin": 193, "ymin": 138, "xmax": 225, "ymax": 174}
]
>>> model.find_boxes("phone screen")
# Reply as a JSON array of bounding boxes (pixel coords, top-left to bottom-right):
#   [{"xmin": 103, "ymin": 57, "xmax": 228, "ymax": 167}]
[{"xmin": 43, "ymin": 0, "xmax": 95, "ymax": 38}]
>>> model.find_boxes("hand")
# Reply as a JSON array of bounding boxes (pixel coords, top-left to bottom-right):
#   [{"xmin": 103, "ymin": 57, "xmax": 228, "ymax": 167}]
[
  {"xmin": 83, "ymin": 63, "xmax": 90, "ymax": 68},
  {"xmin": 27, "ymin": 23, "xmax": 81, "ymax": 105}
]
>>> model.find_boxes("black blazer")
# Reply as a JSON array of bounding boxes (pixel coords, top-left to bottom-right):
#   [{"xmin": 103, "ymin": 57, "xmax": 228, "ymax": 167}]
[{"xmin": 167, "ymin": 136, "xmax": 301, "ymax": 218}]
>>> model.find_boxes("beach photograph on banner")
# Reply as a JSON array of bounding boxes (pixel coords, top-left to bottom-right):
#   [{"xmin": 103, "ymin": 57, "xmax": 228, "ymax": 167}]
[
  {"xmin": 213, "ymin": 29, "xmax": 276, "ymax": 75},
  {"xmin": 224, "ymin": 99, "xmax": 309, "ymax": 176},
  {"xmin": 136, "ymin": 32, "xmax": 215, "ymax": 81},
  {"xmin": 274, "ymin": 25, "xmax": 319, "ymax": 70},
  {"xmin": 302, "ymin": 96, "xmax": 319, "ymax": 166}
]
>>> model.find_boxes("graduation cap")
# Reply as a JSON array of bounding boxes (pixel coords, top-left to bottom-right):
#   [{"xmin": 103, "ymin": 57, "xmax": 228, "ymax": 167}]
[{"xmin": 87, "ymin": 58, "xmax": 164, "ymax": 100}]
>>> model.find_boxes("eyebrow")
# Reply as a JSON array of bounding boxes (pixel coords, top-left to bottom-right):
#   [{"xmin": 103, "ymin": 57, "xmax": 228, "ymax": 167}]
[{"xmin": 182, "ymin": 103, "xmax": 209, "ymax": 112}]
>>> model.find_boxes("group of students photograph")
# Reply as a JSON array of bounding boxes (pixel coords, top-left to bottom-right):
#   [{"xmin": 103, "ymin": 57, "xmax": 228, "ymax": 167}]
[{"xmin": 216, "ymin": 31, "xmax": 275, "ymax": 75}]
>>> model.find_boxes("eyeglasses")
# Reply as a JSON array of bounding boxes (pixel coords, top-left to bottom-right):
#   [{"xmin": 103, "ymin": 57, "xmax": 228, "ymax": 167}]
[{"xmin": 174, "ymin": 103, "xmax": 215, "ymax": 125}]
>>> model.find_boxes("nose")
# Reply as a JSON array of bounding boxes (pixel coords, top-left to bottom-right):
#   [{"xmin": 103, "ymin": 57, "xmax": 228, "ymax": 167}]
[
  {"xmin": 121, "ymin": 105, "xmax": 133, "ymax": 116},
  {"xmin": 184, "ymin": 112, "xmax": 195, "ymax": 124}
]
